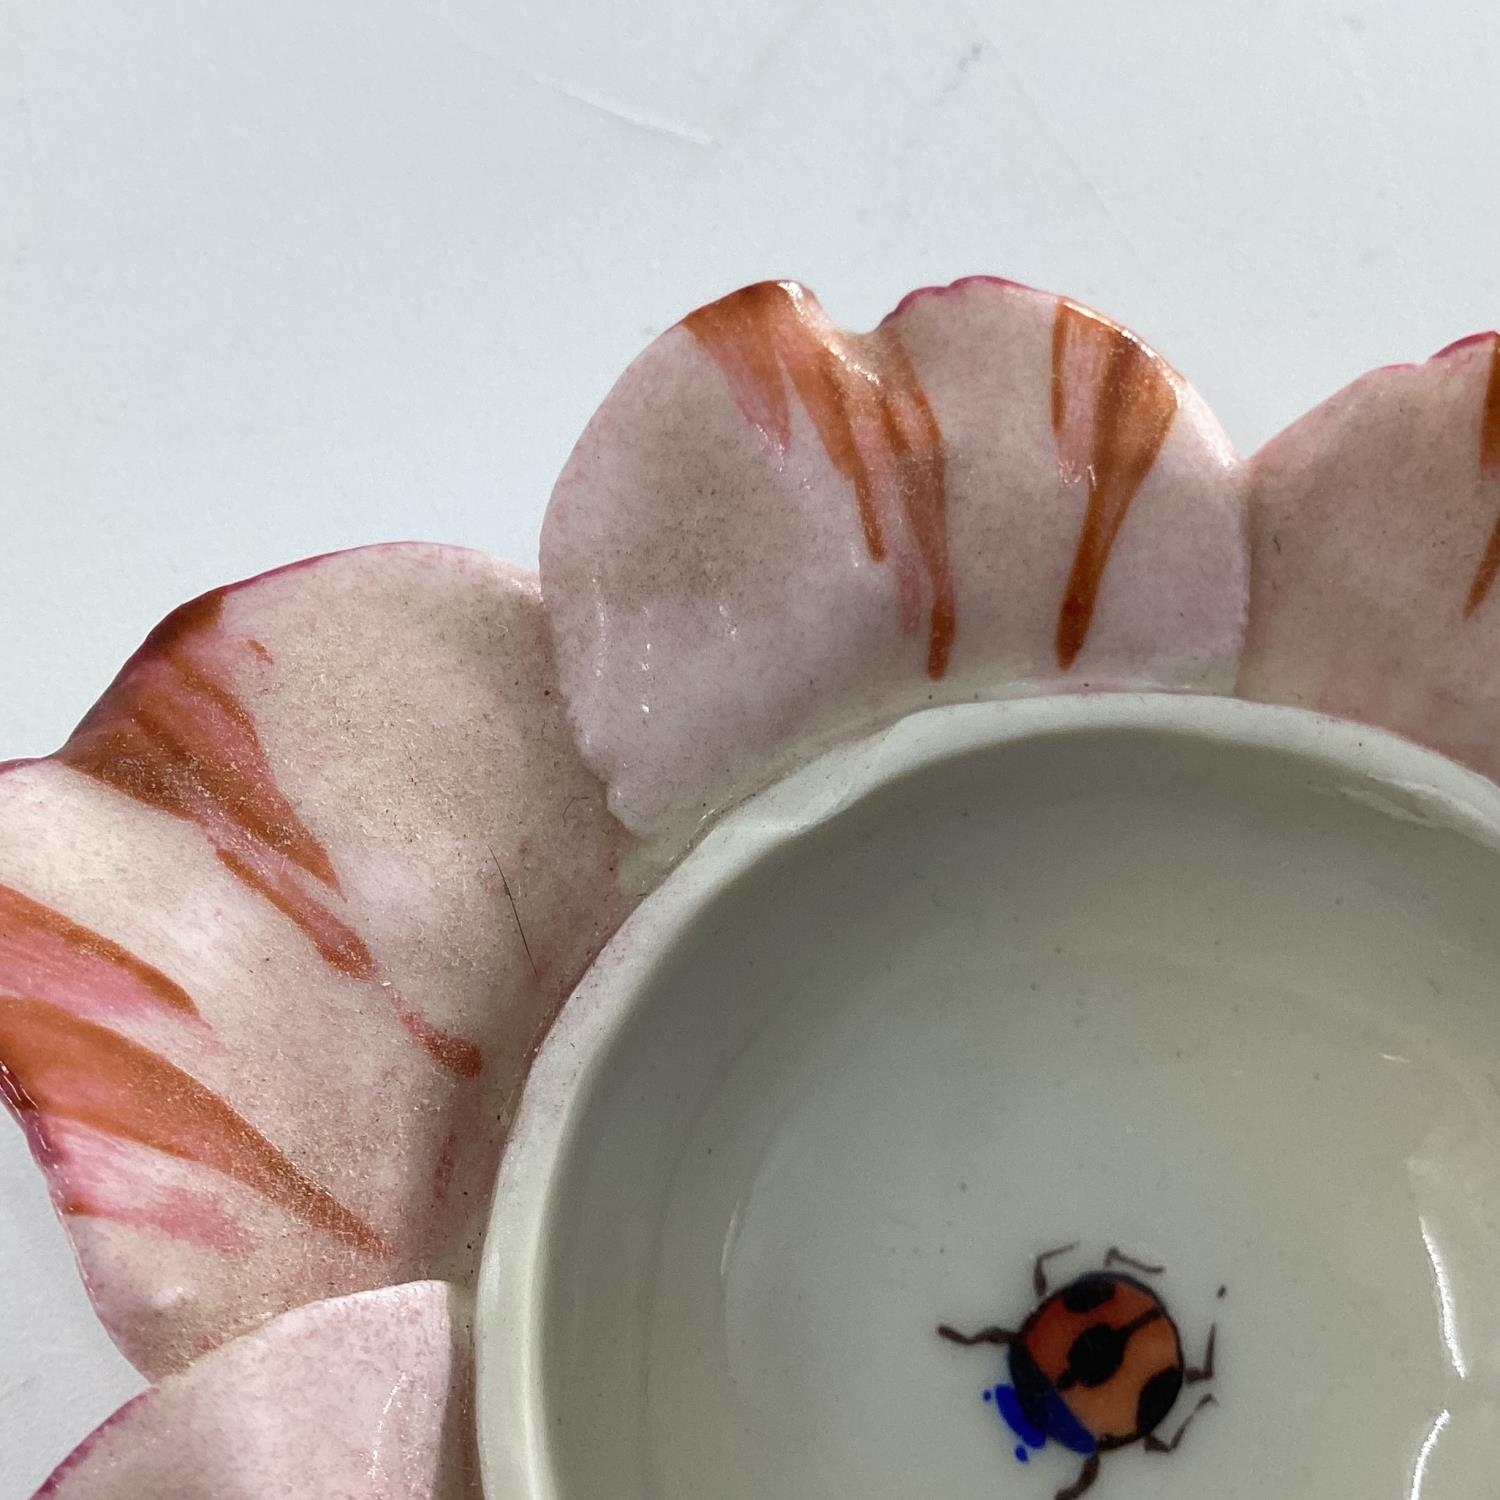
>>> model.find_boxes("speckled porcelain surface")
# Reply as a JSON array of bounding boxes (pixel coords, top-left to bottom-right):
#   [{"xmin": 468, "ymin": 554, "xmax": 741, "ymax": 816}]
[{"xmin": 2, "ymin": 281, "xmax": 1499, "ymax": 1497}]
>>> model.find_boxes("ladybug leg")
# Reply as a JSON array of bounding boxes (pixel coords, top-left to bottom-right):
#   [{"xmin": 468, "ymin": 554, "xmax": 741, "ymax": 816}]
[
  {"xmin": 1145, "ymin": 1392, "xmax": 1217, "ymax": 1453},
  {"xmin": 1103, "ymin": 1246, "xmax": 1165, "ymax": 1277},
  {"xmin": 935, "ymin": 1323, "xmax": 1015, "ymax": 1347},
  {"xmin": 1185, "ymin": 1324, "xmax": 1217, "ymax": 1384},
  {"xmin": 1055, "ymin": 1453, "xmax": 1100, "ymax": 1500},
  {"xmin": 1032, "ymin": 1242, "xmax": 1080, "ymax": 1295}
]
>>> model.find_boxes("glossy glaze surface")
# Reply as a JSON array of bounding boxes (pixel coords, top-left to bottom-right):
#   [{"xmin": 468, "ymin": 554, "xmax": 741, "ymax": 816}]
[
  {"xmin": 4, "ymin": 277, "xmax": 1500, "ymax": 1499},
  {"xmin": 481, "ymin": 698, "xmax": 1500, "ymax": 1500}
]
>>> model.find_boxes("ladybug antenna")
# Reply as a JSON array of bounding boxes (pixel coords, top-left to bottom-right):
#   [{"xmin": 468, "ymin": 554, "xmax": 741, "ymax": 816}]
[
  {"xmin": 1032, "ymin": 1242, "xmax": 1079, "ymax": 1296},
  {"xmin": 1103, "ymin": 1246, "xmax": 1165, "ymax": 1277}
]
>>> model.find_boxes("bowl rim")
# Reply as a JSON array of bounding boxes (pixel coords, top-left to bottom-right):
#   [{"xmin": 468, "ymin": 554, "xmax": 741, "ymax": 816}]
[{"xmin": 473, "ymin": 690, "xmax": 1500, "ymax": 1499}]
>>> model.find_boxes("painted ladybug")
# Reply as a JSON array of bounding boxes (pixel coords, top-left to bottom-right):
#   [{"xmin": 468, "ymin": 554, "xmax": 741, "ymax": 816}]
[{"xmin": 938, "ymin": 1244, "xmax": 1218, "ymax": 1500}]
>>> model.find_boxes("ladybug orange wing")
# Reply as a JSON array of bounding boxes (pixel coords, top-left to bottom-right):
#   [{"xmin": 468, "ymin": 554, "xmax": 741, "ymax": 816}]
[
  {"xmin": 1058, "ymin": 1311, "xmax": 1182, "ymax": 1447},
  {"xmin": 1022, "ymin": 1274, "xmax": 1160, "ymax": 1382}
]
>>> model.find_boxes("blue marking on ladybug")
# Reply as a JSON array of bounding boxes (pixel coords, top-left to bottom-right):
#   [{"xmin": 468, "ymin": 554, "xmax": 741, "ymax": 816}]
[{"xmin": 993, "ymin": 1349, "xmax": 1098, "ymax": 1458}]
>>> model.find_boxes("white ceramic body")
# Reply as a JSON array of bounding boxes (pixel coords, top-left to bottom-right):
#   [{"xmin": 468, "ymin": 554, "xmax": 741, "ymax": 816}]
[{"xmin": 478, "ymin": 696, "xmax": 1500, "ymax": 1500}]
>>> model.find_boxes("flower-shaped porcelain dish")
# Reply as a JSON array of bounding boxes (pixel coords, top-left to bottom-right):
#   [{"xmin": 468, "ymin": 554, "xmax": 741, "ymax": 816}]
[{"xmin": 2, "ymin": 277, "xmax": 1499, "ymax": 1499}]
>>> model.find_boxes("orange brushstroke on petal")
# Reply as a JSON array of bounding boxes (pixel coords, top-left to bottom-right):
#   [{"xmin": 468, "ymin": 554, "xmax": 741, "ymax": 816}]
[
  {"xmin": 394, "ymin": 1004, "xmax": 484, "ymax": 1079},
  {"xmin": 61, "ymin": 593, "xmax": 338, "ymax": 889},
  {"xmin": 683, "ymin": 285, "xmax": 793, "ymax": 456},
  {"xmin": 684, "ymin": 282, "xmax": 955, "ymax": 678},
  {"xmin": 53, "ymin": 589, "xmax": 482, "ymax": 1076},
  {"xmin": 782, "ymin": 327, "xmax": 888, "ymax": 559},
  {"xmin": 1462, "ymin": 336, "xmax": 1500, "ymax": 618},
  {"xmin": 0, "ymin": 883, "xmax": 198, "ymax": 1019},
  {"xmin": 874, "ymin": 340, "xmax": 953, "ymax": 676},
  {"xmin": 0, "ymin": 996, "xmax": 385, "ymax": 1254},
  {"xmin": 214, "ymin": 849, "xmax": 377, "ymax": 981},
  {"xmin": 1051, "ymin": 300, "xmax": 1181, "ymax": 670},
  {"xmin": 216, "ymin": 849, "xmax": 481, "ymax": 1074}
]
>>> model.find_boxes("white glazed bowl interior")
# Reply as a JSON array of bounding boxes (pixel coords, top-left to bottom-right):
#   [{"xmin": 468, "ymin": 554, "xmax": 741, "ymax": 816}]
[{"xmin": 479, "ymin": 696, "xmax": 1500, "ymax": 1500}]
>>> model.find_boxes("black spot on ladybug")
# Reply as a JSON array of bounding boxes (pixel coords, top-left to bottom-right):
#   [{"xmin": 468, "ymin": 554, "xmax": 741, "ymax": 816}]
[
  {"xmin": 1059, "ymin": 1322, "xmax": 1128, "ymax": 1389},
  {"xmin": 1061, "ymin": 1274, "xmax": 1116, "ymax": 1314},
  {"xmin": 1135, "ymin": 1365, "xmax": 1183, "ymax": 1437}
]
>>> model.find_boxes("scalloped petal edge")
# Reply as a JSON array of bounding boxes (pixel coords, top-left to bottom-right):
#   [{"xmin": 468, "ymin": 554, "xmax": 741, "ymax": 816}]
[
  {"xmin": 542, "ymin": 277, "xmax": 1247, "ymax": 858},
  {"xmin": 0, "ymin": 541, "xmax": 651, "ymax": 1376},
  {"xmin": 33, "ymin": 1281, "xmax": 477, "ymax": 1499}
]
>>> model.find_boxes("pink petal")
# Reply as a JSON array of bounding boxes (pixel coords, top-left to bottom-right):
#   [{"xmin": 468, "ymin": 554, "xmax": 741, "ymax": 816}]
[
  {"xmin": 1238, "ymin": 332, "xmax": 1500, "ymax": 772},
  {"xmin": 34, "ymin": 1280, "xmax": 477, "ymax": 1499},
  {"xmin": 542, "ymin": 278, "xmax": 1247, "ymax": 853},
  {"xmin": 0, "ymin": 543, "xmax": 648, "ymax": 1376}
]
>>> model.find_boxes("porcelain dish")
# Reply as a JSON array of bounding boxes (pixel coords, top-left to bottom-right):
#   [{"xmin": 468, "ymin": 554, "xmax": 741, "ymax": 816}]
[{"xmin": 2, "ymin": 277, "xmax": 1499, "ymax": 1498}]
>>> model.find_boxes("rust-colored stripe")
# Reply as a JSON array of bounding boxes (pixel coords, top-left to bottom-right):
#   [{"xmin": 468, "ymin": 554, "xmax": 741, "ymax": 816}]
[
  {"xmin": 55, "ymin": 589, "xmax": 483, "ymax": 1078},
  {"xmin": 62, "ymin": 592, "xmax": 338, "ymax": 889},
  {"xmin": 391, "ymin": 1001, "xmax": 484, "ymax": 1079},
  {"xmin": 1051, "ymin": 301, "xmax": 1180, "ymax": 670},
  {"xmin": 872, "ymin": 333, "xmax": 953, "ymax": 677},
  {"xmin": 779, "ymin": 325, "xmax": 889, "ymax": 561},
  {"xmin": 215, "ymin": 848, "xmax": 376, "ymax": 981},
  {"xmin": 1462, "ymin": 336, "xmax": 1500, "ymax": 618},
  {"xmin": 685, "ymin": 282, "xmax": 955, "ymax": 678},
  {"xmin": 0, "ymin": 996, "xmax": 385, "ymax": 1254},
  {"xmin": 214, "ymin": 850, "xmax": 480, "ymax": 1075},
  {"xmin": 0, "ymin": 883, "xmax": 197, "ymax": 1018}
]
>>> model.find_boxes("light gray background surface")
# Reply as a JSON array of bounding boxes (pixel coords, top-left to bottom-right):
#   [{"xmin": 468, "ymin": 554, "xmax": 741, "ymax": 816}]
[{"xmin": 2, "ymin": 1, "xmax": 1497, "ymax": 1491}]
